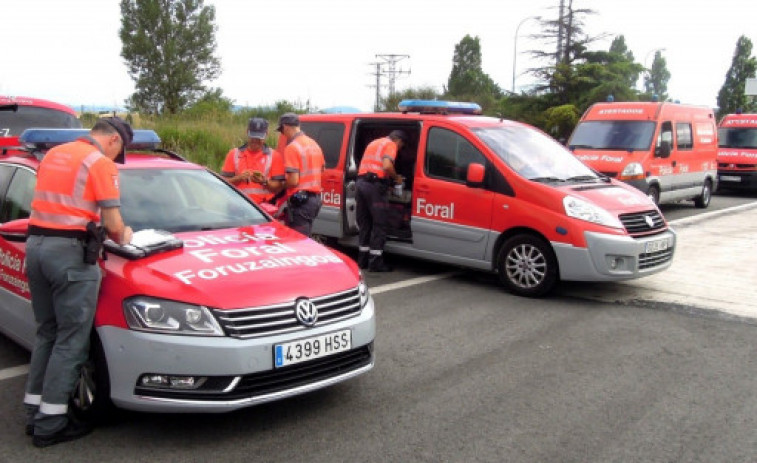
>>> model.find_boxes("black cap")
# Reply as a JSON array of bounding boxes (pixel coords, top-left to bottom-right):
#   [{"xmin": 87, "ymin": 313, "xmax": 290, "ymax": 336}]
[
  {"xmin": 388, "ymin": 130, "xmax": 408, "ymax": 143},
  {"xmin": 276, "ymin": 113, "xmax": 300, "ymax": 131},
  {"xmin": 101, "ymin": 116, "xmax": 133, "ymax": 164},
  {"xmin": 247, "ymin": 117, "xmax": 269, "ymax": 139}
]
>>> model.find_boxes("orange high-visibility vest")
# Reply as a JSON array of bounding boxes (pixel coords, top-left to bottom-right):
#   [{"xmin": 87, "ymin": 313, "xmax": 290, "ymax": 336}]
[
  {"xmin": 30, "ymin": 137, "xmax": 120, "ymax": 231},
  {"xmin": 358, "ymin": 137, "xmax": 397, "ymax": 179},
  {"xmin": 284, "ymin": 133, "xmax": 324, "ymax": 193},
  {"xmin": 221, "ymin": 145, "xmax": 285, "ymax": 203}
]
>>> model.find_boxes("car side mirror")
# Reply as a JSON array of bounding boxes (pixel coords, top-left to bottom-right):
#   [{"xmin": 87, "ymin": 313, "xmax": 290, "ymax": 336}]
[
  {"xmin": 0, "ymin": 218, "xmax": 30, "ymax": 242},
  {"xmin": 466, "ymin": 163, "xmax": 485, "ymax": 188},
  {"xmin": 656, "ymin": 140, "xmax": 671, "ymax": 158}
]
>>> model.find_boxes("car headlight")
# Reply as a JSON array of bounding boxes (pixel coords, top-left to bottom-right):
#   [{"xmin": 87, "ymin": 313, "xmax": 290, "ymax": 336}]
[
  {"xmin": 359, "ymin": 276, "xmax": 370, "ymax": 308},
  {"xmin": 563, "ymin": 195, "xmax": 624, "ymax": 229},
  {"xmin": 619, "ymin": 162, "xmax": 644, "ymax": 180},
  {"xmin": 124, "ymin": 296, "xmax": 224, "ymax": 336}
]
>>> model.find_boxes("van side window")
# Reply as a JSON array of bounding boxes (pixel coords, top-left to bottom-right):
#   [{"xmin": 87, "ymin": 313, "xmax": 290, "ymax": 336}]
[
  {"xmin": 301, "ymin": 122, "xmax": 345, "ymax": 169},
  {"xmin": 676, "ymin": 123, "xmax": 693, "ymax": 150},
  {"xmin": 425, "ymin": 127, "xmax": 485, "ymax": 183},
  {"xmin": 656, "ymin": 121, "xmax": 674, "ymax": 150}
]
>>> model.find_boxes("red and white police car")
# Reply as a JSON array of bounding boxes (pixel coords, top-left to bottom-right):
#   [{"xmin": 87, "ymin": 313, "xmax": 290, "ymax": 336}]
[{"xmin": 0, "ymin": 128, "xmax": 375, "ymax": 418}]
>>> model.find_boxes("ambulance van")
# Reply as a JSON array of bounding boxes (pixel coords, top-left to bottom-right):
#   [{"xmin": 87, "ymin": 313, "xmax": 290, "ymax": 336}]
[
  {"xmin": 568, "ymin": 102, "xmax": 718, "ymax": 207},
  {"xmin": 0, "ymin": 128, "xmax": 375, "ymax": 418},
  {"xmin": 716, "ymin": 113, "xmax": 757, "ymax": 191},
  {"xmin": 300, "ymin": 100, "xmax": 676, "ymax": 297}
]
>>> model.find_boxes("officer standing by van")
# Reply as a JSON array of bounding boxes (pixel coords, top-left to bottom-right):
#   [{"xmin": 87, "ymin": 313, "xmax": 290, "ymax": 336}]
[
  {"xmin": 221, "ymin": 117, "xmax": 285, "ymax": 204},
  {"xmin": 277, "ymin": 113, "xmax": 325, "ymax": 237},
  {"xmin": 23, "ymin": 117, "xmax": 133, "ymax": 447},
  {"xmin": 356, "ymin": 130, "xmax": 407, "ymax": 272}
]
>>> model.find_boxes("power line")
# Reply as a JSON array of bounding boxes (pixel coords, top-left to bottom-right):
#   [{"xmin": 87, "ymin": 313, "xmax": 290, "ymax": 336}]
[{"xmin": 369, "ymin": 54, "xmax": 411, "ymax": 110}]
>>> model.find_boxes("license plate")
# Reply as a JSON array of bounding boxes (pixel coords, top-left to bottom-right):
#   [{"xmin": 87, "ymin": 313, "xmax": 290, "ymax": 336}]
[
  {"xmin": 720, "ymin": 175, "xmax": 741, "ymax": 182},
  {"xmin": 645, "ymin": 238, "xmax": 670, "ymax": 253},
  {"xmin": 274, "ymin": 329, "xmax": 351, "ymax": 368}
]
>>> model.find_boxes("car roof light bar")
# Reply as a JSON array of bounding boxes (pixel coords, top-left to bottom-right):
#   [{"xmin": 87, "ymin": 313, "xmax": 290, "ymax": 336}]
[
  {"xmin": 398, "ymin": 99, "xmax": 482, "ymax": 115},
  {"xmin": 19, "ymin": 128, "xmax": 161, "ymax": 152}
]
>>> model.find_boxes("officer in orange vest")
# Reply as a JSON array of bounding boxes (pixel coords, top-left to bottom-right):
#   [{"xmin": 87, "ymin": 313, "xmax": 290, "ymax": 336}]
[
  {"xmin": 277, "ymin": 113, "xmax": 325, "ymax": 237},
  {"xmin": 24, "ymin": 117, "xmax": 133, "ymax": 447},
  {"xmin": 356, "ymin": 130, "xmax": 407, "ymax": 272},
  {"xmin": 221, "ymin": 118, "xmax": 285, "ymax": 204}
]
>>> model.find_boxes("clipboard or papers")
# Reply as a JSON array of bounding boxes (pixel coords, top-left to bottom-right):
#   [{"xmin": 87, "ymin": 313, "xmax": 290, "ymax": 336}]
[{"xmin": 104, "ymin": 229, "xmax": 183, "ymax": 259}]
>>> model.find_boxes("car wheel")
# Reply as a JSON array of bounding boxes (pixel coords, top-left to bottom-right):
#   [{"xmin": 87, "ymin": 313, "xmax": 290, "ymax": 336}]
[
  {"xmin": 694, "ymin": 179, "xmax": 712, "ymax": 208},
  {"xmin": 647, "ymin": 185, "xmax": 660, "ymax": 205},
  {"xmin": 70, "ymin": 335, "xmax": 114, "ymax": 423},
  {"xmin": 496, "ymin": 234, "xmax": 558, "ymax": 297}
]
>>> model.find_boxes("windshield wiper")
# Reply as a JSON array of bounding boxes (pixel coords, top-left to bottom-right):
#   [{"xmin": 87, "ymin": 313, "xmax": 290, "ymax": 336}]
[
  {"xmin": 565, "ymin": 175, "xmax": 599, "ymax": 183},
  {"xmin": 568, "ymin": 144, "xmax": 594, "ymax": 150},
  {"xmin": 528, "ymin": 176, "xmax": 566, "ymax": 183}
]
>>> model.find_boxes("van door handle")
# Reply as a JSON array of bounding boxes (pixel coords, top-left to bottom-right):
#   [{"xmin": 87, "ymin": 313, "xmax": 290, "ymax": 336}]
[{"xmin": 671, "ymin": 161, "xmax": 677, "ymax": 167}]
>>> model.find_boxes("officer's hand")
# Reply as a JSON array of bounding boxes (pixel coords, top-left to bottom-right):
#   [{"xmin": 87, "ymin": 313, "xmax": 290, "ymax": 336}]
[
  {"xmin": 121, "ymin": 226, "xmax": 133, "ymax": 245},
  {"xmin": 251, "ymin": 171, "xmax": 265, "ymax": 184}
]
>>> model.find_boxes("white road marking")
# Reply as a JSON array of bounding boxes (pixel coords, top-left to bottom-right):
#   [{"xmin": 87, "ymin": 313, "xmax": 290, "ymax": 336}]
[
  {"xmin": 369, "ymin": 271, "xmax": 460, "ymax": 295},
  {"xmin": 0, "ymin": 364, "xmax": 29, "ymax": 381}
]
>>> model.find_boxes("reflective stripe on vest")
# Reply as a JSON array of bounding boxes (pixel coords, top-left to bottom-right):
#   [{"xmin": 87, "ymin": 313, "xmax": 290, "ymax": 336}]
[
  {"xmin": 358, "ymin": 137, "xmax": 394, "ymax": 178},
  {"xmin": 30, "ymin": 149, "xmax": 104, "ymax": 230},
  {"xmin": 290, "ymin": 138, "xmax": 322, "ymax": 191},
  {"xmin": 235, "ymin": 147, "xmax": 273, "ymax": 196}
]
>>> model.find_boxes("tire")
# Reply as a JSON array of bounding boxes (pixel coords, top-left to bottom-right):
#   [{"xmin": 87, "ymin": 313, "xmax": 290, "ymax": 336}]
[
  {"xmin": 647, "ymin": 185, "xmax": 660, "ymax": 205},
  {"xmin": 496, "ymin": 234, "xmax": 558, "ymax": 298},
  {"xmin": 694, "ymin": 179, "xmax": 712, "ymax": 209},
  {"xmin": 70, "ymin": 335, "xmax": 115, "ymax": 423}
]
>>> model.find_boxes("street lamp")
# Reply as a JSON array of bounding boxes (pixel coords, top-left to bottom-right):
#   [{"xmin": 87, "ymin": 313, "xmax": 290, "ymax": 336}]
[{"xmin": 512, "ymin": 16, "xmax": 538, "ymax": 93}]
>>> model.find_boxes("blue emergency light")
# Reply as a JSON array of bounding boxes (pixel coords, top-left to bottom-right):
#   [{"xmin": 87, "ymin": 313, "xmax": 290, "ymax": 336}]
[
  {"xmin": 398, "ymin": 99, "xmax": 482, "ymax": 115},
  {"xmin": 19, "ymin": 128, "xmax": 161, "ymax": 152}
]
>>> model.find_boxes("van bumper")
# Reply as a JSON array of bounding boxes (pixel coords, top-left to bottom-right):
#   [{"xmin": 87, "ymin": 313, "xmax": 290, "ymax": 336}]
[
  {"xmin": 552, "ymin": 229, "xmax": 677, "ymax": 281},
  {"xmin": 98, "ymin": 297, "xmax": 375, "ymax": 413},
  {"xmin": 717, "ymin": 171, "xmax": 757, "ymax": 190}
]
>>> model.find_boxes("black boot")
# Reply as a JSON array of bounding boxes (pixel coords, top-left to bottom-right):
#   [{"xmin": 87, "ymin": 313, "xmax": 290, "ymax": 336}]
[
  {"xmin": 368, "ymin": 255, "xmax": 392, "ymax": 272},
  {"xmin": 357, "ymin": 251, "xmax": 369, "ymax": 269}
]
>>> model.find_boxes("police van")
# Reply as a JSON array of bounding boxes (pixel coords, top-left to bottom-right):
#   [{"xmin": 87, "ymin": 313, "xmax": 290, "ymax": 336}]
[
  {"xmin": 568, "ymin": 101, "xmax": 718, "ymax": 207},
  {"xmin": 717, "ymin": 113, "xmax": 757, "ymax": 191},
  {"xmin": 0, "ymin": 128, "xmax": 375, "ymax": 418},
  {"xmin": 300, "ymin": 100, "xmax": 676, "ymax": 297}
]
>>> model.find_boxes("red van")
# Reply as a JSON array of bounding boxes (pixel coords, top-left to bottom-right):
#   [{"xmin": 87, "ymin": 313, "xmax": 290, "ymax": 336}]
[
  {"xmin": 0, "ymin": 96, "xmax": 81, "ymax": 153},
  {"xmin": 717, "ymin": 113, "xmax": 757, "ymax": 191},
  {"xmin": 568, "ymin": 102, "xmax": 718, "ymax": 207},
  {"xmin": 299, "ymin": 100, "xmax": 676, "ymax": 297}
]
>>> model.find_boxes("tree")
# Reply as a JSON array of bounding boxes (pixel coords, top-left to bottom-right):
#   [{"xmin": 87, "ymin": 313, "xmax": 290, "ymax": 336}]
[
  {"xmin": 643, "ymin": 51, "xmax": 671, "ymax": 101},
  {"xmin": 717, "ymin": 35, "xmax": 757, "ymax": 117},
  {"xmin": 446, "ymin": 35, "xmax": 502, "ymax": 99},
  {"xmin": 380, "ymin": 86, "xmax": 441, "ymax": 112},
  {"xmin": 120, "ymin": 0, "xmax": 221, "ymax": 114}
]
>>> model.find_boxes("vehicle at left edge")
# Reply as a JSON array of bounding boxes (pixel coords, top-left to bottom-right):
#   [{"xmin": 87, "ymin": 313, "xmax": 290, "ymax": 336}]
[{"xmin": 0, "ymin": 128, "xmax": 375, "ymax": 418}]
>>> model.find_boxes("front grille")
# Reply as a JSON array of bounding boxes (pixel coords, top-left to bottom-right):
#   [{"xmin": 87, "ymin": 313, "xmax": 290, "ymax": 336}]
[
  {"xmin": 719, "ymin": 163, "xmax": 757, "ymax": 169},
  {"xmin": 135, "ymin": 344, "xmax": 373, "ymax": 401},
  {"xmin": 214, "ymin": 286, "xmax": 362, "ymax": 339},
  {"xmin": 639, "ymin": 248, "xmax": 674, "ymax": 269},
  {"xmin": 619, "ymin": 210, "xmax": 666, "ymax": 235}
]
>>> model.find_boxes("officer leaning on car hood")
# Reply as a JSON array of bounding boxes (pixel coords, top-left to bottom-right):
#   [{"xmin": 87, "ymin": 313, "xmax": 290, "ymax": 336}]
[{"xmin": 23, "ymin": 117, "xmax": 133, "ymax": 447}]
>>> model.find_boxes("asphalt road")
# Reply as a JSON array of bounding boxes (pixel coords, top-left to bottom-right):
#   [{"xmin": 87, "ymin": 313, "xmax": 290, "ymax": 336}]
[{"xmin": 1, "ymin": 192, "xmax": 756, "ymax": 462}]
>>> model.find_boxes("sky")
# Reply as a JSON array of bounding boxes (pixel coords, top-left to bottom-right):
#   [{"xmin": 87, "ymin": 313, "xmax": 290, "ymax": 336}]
[{"xmin": 2, "ymin": 0, "xmax": 755, "ymax": 113}]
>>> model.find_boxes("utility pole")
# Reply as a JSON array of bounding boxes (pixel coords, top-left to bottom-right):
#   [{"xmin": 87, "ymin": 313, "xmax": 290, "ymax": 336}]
[
  {"xmin": 375, "ymin": 54, "xmax": 411, "ymax": 107},
  {"xmin": 367, "ymin": 62, "xmax": 384, "ymax": 112},
  {"xmin": 556, "ymin": 0, "xmax": 565, "ymax": 64}
]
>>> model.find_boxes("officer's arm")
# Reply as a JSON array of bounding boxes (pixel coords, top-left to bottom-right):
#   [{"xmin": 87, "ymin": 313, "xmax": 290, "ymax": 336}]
[
  {"xmin": 266, "ymin": 178, "xmax": 284, "ymax": 194},
  {"xmin": 101, "ymin": 207, "xmax": 133, "ymax": 245},
  {"xmin": 286, "ymin": 172, "xmax": 300, "ymax": 188},
  {"xmin": 382, "ymin": 158, "xmax": 399, "ymax": 183}
]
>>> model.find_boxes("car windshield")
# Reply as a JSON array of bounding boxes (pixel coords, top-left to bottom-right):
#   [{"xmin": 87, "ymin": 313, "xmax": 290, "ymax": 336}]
[
  {"xmin": 0, "ymin": 106, "xmax": 81, "ymax": 137},
  {"xmin": 568, "ymin": 120, "xmax": 656, "ymax": 151},
  {"xmin": 473, "ymin": 125, "xmax": 599, "ymax": 182},
  {"xmin": 119, "ymin": 168, "xmax": 268, "ymax": 233},
  {"xmin": 718, "ymin": 127, "xmax": 757, "ymax": 149}
]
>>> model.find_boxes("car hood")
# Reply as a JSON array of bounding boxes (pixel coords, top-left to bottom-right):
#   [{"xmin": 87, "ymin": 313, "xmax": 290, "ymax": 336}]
[
  {"xmin": 103, "ymin": 222, "xmax": 360, "ymax": 309},
  {"xmin": 556, "ymin": 180, "xmax": 658, "ymax": 215}
]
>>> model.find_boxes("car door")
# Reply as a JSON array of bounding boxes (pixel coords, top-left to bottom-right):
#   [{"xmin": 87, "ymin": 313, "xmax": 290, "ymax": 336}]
[
  {"xmin": 0, "ymin": 163, "xmax": 36, "ymax": 348},
  {"xmin": 410, "ymin": 125, "xmax": 494, "ymax": 261}
]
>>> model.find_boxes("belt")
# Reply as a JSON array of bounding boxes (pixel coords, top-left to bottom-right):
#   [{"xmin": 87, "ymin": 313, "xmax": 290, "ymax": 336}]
[
  {"xmin": 358, "ymin": 173, "xmax": 383, "ymax": 182},
  {"xmin": 28, "ymin": 225, "xmax": 87, "ymax": 240}
]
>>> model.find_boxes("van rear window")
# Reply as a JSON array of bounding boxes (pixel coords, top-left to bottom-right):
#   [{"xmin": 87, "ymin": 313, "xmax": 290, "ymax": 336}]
[
  {"xmin": 301, "ymin": 122, "xmax": 345, "ymax": 169},
  {"xmin": 0, "ymin": 106, "xmax": 81, "ymax": 137}
]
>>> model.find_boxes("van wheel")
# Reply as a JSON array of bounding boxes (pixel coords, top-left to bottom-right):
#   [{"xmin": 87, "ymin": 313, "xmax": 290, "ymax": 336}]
[
  {"xmin": 496, "ymin": 234, "xmax": 558, "ymax": 298},
  {"xmin": 646, "ymin": 185, "xmax": 660, "ymax": 205},
  {"xmin": 70, "ymin": 335, "xmax": 114, "ymax": 423},
  {"xmin": 694, "ymin": 179, "xmax": 712, "ymax": 208}
]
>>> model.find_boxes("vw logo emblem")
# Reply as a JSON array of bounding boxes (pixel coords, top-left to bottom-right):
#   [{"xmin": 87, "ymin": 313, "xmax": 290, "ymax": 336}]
[
  {"xmin": 644, "ymin": 215, "xmax": 655, "ymax": 228},
  {"xmin": 295, "ymin": 298, "xmax": 318, "ymax": 327}
]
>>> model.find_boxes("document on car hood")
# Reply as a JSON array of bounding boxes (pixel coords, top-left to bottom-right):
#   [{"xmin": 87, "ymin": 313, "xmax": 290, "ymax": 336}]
[{"xmin": 128, "ymin": 229, "xmax": 177, "ymax": 248}]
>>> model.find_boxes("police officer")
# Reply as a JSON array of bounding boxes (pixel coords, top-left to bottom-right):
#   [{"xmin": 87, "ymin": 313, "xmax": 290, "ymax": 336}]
[
  {"xmin": 23, "ymin": 117, "xmax": 133, "ymax": 447},
  {"xmin": 277, "ymin": 113, "xmax": 325, "ymax": 237},
  {"xmin": 221, "ymin": 117, "xmax": 285, "ymax": 204},
  {"xmin": 356, "ymin": 130, "xmax": 407, "ymax": 272}
]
